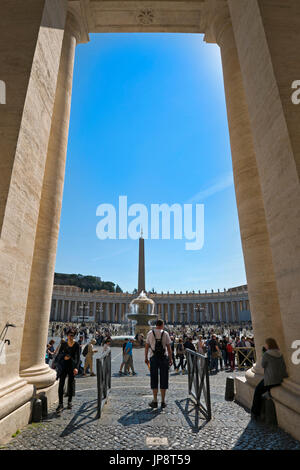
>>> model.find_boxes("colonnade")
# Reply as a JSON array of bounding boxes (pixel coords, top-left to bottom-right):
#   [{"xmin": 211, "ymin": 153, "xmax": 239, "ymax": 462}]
[
  {"xmin": 50, "ymin": 291, "xmax": 250, "ymax": 325},
  {"xmin": 0, "ymin": 0, "xmax": 299, "ymax": 443}
]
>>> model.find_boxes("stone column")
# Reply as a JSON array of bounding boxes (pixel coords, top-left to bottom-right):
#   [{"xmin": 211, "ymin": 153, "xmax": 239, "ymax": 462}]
[
  {"xmin": 61, "ymin": 300, "xmax": 65, "ymax": 322},
  {"xmin": 228, "ymin": 1, "xmax": 300, "ymax": 438},
  {"xmin": 54, "ymin": 300, "xmax": 59, "ymax": 321},
  {"xmin": 229, "ymin": 0, "xmax": 300, "ymax": 376},
  {"xmin": 225, "ymin": 302, "xmax": 229, "ymax": 323},
  {"xmin": 67, "ymin": 301, "xmax": 71, "ymax": 322},
  {"xmin": 211, "ymin": 303, "xmax": 215, "ymax": 323},
  {"xmin": 174, "ymin": 303, "xmax": 177, "ymax": 323},
  {"xmin": 167, "ymin": 304, "xmax": 171, "ymax": 324},
  {"xmin": 0, "ymin": 0, "xmax": 68, "ymax": 426},
  {"xmin": 204, "ymin": 3, "xmax": 285, "ymax": 381},
  {"xmin": 19, "ymin": 12, "xmax": 81, "ymax": 389}
]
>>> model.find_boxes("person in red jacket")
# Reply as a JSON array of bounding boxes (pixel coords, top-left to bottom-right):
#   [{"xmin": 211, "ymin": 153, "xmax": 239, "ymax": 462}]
[{"xmin": 226, "ymin": 341, "xmax": 235, "ymax": 371}]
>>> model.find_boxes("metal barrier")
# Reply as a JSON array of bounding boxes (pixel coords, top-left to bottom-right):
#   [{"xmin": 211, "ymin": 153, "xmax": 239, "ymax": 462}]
[
  {"xmin": 186, "ymin": 349, "xmax": 212, "ymax": 421},
  {"xmin": 234, "ymin": 347, "xmax": 256, "ymax": 370},
  {"xmin": 96, "ymin": 349, "xmax": 111, "ymax": 419}
]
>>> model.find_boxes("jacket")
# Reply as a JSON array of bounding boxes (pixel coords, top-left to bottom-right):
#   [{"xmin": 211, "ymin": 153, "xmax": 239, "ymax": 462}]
[{"xmin": 261, "ymin": 349, "xmax": 288, "ymax": 386}]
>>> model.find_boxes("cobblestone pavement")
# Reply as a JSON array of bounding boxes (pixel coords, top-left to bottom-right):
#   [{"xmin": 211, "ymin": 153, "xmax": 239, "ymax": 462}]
[{"xmin": 3, "ymin": 347, "xmax": 300, "ymax": 450}]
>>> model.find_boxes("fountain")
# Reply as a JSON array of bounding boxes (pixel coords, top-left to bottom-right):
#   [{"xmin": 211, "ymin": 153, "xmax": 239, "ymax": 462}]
[{"xmin": 127, "ymin": 290, "xmax": 157, "ymax": 338}]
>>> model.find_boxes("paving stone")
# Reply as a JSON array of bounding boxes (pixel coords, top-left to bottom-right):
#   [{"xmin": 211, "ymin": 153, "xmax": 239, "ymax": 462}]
[{"xmin": 4, "ymin": 347, "xmax": 300, "ymax": 450}]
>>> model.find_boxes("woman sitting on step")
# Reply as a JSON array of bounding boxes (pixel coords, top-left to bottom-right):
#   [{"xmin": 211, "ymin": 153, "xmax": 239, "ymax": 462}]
[{"xmin": 251, "ymin": 337, "xmax": 288, "ymax": 420}]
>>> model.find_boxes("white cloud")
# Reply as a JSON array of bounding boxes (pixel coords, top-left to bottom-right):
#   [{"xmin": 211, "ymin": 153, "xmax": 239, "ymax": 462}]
[{"xmin": 187, "ymin": 172, "xmax": 234, "ymax": 203}]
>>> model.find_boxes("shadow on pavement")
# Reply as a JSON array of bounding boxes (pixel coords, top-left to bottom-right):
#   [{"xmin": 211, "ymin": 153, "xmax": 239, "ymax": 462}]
[
  {"xmin": 59, "ymin": 400, "xmax": 98, "ymax": 437},
  {"xmin": 118, "ymin": 408, "xmax": 162, "ymax": 426},
  {"xmin": 175, "ymin": 398, "xmax": 209, "ymax": 433}
]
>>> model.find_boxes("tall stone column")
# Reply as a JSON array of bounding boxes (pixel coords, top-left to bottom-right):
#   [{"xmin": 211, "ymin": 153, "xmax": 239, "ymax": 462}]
[
  {"xmin": 19, "ymin": 12, "xmax": 82, "ymax": 389},
  {"xmin": 55, "ymin": 300, "xmax": 59, "ymax": 321},
  {"xmin": 211, "ymin": 303, "xmax": 215, "ymax": 322},
  {"xmin": 167, "ymin": 304, "xmax": 171, "ymax": 324},
  {"xmin": 229, "ymin": 0, "xmax": 300, "ymax": 386},
  {"xmin": 203, "ymin": 2, "xmax": 285, "ymax": 386},
  {"xmin": 0, "ymin": 0, "xmax": 68, "ymax": 424},
  {"xmin": 225, "ymin": 302, "xmax": 229, "ymax": 323},
  {"xmin": 67, "ymin": 301, "xmax": 71, "ymax": 322},
  {"xmin": 228, "ymin": 0, "xmax": 300, "ymax": 439}
]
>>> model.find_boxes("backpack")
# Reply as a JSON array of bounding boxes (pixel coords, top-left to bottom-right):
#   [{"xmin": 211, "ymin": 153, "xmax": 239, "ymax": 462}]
[
  {"xmin": 82, "ymin": 344, "xmax": 89, "ymax": 357},
  {"xmin": 151, "ymin": 330, "xmax": 166, "ymax": 359}
]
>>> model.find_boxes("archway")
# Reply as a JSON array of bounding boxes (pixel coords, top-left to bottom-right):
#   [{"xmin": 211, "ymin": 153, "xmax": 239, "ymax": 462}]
[{"xmin": 0, "ymin": 0, "xmax": 299, "ymax": 442}]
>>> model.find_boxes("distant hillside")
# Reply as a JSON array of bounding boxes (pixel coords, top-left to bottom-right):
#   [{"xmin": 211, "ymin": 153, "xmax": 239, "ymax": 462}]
[{"xmin": 54, "ymin": 273, "xmax": 123, "ymax": 293}]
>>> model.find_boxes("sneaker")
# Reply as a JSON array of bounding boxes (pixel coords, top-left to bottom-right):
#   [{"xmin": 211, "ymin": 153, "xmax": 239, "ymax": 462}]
[
  {"xmin": 132, "ymin": 372, "xmax": 137, "ymax": 376},
  {"xmin": 149, "ymin": 401, "xmax": 158, "ymax": 408},
  {"xmin": 67, "ymin": 402, "xmax": 72, "ymax": 409},
  {"xmin": 90, "ymin": 372, "xmax": 96, "ymax": 377},
  {"xmin": 161, "ymin": 402, "xmax": 167, "ymax": 409},
  {"xmin": 56, "ymin": 404, "xmax": 63, "ymax": 413}
]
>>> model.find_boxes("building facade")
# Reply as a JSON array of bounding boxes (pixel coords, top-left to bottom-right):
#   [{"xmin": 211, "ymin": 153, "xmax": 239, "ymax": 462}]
[{"xmin": 50, "ymin": 284, "xmax": 251, "ymax": 324}]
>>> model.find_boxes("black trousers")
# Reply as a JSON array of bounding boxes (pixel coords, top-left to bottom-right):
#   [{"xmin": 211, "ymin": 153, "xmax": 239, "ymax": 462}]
[
  {"xmin": 58, "ymin": 366, "xmax": 75, "ymax": 404},
  {"xmin": 150, "ymin": 356, "xmax": 169, "ymax": 390},
  {"xmin": 251, "ymin": 379, "xmax": 279, "ymax": 416},
  {"xmin": 177, "ymin": 355, "xmax": 185, "ymax": 370}
]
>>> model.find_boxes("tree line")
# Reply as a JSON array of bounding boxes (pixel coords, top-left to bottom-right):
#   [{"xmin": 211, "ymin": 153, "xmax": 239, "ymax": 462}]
[{"xmin": 54, "ymin": 273, "xmax": 123, "ymax": 293}]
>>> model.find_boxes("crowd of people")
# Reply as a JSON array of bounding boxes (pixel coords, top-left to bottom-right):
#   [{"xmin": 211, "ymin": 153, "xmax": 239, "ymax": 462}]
[
  {"xmin": 46, "ymin": 320, "xmax": 288, "ymax": 422},
  {"xmin": 47, "ymin": 320, "xmax": 255, "ymax": 380}
]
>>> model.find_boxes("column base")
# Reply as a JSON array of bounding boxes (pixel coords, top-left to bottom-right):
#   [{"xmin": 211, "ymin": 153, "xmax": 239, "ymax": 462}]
[
  {"xmin": 235, "ymin": 375, "xmax": 300, "ymax": 442},
  {"xmin": 0, "ymin": 381, "xmax": 58, "ymax": 445},
  {"xmin": 0, "ymin": 378, "xmax": 34, "ymax": 421},
  {"xmin": 20, "ymin": 364, "xmax": 56, "ymax": 389}
]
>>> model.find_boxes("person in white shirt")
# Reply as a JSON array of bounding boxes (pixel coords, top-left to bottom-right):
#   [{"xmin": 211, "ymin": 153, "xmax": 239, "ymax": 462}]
[{"xmin": 145, "ymin": 319, "xmax": 172, "ymax": 409}]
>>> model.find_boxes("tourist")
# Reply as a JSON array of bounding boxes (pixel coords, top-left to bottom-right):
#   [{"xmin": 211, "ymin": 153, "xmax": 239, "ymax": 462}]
[
  {"xmin": 251, "ymin": 338, "xmax": 288, "ymax": 420},
  {"xmin": 208, "ymin": 334, "xmax": 219, "ymax": 373},
  {"xmin": 119, "ymin": 338, "xmax": 129, "ymax": 375},
  {"xmin": 175, "ymin": 338, "xmax": 185, "ymax": 374},
  {"xmin": 197, "ymin": 335, "xmax": 205, "ymax": 355},
  {"xmin": 83, "ymin": 338, "xmax": 98, "ymax": 376},
  {"xmin": 170, "ymin": 335, "xmax": 177, "ymax": 371},
  {"xmin": 46, "ymin": 339, "xmax": 55, "ymax": 365},
  {"xmin": 56, "ymin": 328, "xmax": 80, "ymax": 413},
  {"xmin": 102, "ymin": 337, "xmax": 112, "ymax": 352},
  {"xmin": 183, "ymin": 336, "xmax": 195, "ymax": 352},
  {"xmin": 226, "ymin": 339, "xmax": 235, "ymax": 371},
  {"xmin": 124, "ymin": 338, "xmax": 136, "ymax": 375},
  {"xmin": 145, "ymin": 319, "xmax": 172, "ymax": 408}
]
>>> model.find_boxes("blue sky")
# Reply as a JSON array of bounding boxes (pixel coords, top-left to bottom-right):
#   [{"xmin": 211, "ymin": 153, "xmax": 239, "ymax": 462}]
[{"xmin": 55, "ymin": 33, "xmax": 246, "ymax": 293}]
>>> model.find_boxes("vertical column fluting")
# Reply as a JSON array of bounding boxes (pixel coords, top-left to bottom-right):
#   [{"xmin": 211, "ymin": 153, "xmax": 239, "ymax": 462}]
[
  {"xmin": 208, "ymin": 11, "xmax": 285, "ymax": 383},
  {"xmin": 19, "ymin": 13, "xmax": 80, "ymax": 388}
]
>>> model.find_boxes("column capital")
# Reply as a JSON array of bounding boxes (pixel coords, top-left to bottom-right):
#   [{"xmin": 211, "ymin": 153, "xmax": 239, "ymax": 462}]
[
  {"xmin": 201, "ymin": 0, "xmax": 231, "ymax": 45},
  {"xmin": 67, "ymin": 3, "xmax": 90, "ymax": 44}
]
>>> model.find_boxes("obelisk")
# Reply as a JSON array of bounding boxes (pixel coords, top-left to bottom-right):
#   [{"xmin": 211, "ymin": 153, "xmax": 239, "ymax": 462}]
[{"xmin": 138, "ymin": 230, "xmax": 145, "ymax": 293}]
